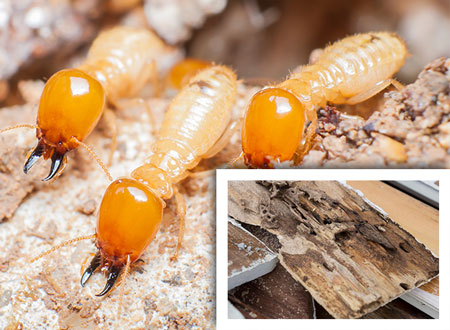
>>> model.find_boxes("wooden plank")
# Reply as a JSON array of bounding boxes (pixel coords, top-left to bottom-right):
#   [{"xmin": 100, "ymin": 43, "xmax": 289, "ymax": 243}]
[
  {"xmin": 228, "ymin": 180, "xmax": 439, "ymax": 319},
  {"xmin": 228, "ymin": 219, "xmax": 278, "ymax": 290},
  {"xmin": 316, "ymin": 297, "xmax": 432, "ymax": 319},
  {"xmin": 228, "ymin": 301, "xmax": 245, "ymax": 319},
  {"xmin": 346, "ymin": 181, "xmax": 439, "ymax": 254},
  {"xmin": 229, "ymin": 263, "xmax": 314, "ymax": 319},
  {"xmin": 347, "ymin": 180, "xmax": 439, "ymax": 317}
]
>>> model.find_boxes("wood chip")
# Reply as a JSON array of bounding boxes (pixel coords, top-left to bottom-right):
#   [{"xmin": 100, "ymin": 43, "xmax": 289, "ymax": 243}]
[
  {"xmin": 228, "ymin": 218, "xmax": 277, "ymax": 290},
  {"xmin": 229, "ymin": 263, "xmax": 314, "ymax": 319}
]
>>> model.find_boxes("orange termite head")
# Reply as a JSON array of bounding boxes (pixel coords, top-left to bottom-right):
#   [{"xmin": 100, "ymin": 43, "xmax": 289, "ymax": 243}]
[
  {"xmin": 81, "ymin": 178, "xmax": 163, "ymax": 296},
  {"xmin": 24, "ymin": 69, "xmax": 105, "ymax": 181},
  {"xmin": 241, "ymin": 87, "xmax": 306, "ymax": 168},
  {"xmin": 168, "ymin": 58, "xmax": 211, "ymax": 89}
]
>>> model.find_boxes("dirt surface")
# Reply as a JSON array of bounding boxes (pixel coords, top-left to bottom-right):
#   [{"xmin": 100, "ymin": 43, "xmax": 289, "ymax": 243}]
[
  {"xmin": 301, "ymin": 57, "xmax": 450, "ymax": 168},
  {"xmin": 0, "ymin": 79, "xmax": 238, "ymax": 329}
]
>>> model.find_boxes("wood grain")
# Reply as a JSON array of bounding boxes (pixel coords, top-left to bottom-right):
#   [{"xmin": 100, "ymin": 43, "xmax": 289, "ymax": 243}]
[
  {"xmin": 346, "ymin": 181, "xmax": 439, "ymax": 300},
  {"xmin": 228, "ymin": 180, "xmax": 439, "ymax": 318},
  {"xmin": 347, "ymin": 181, "xmax": 439, "ymax": 254},
  {"xmin": 228, "ymin": 220, "xmax": 277, "ymax": 290},
  {"xmin": 229, "ymin": 263, "xmax": 314, "ymax": 319}
]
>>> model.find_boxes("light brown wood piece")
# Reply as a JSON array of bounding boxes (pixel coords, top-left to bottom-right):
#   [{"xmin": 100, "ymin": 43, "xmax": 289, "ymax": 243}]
[
  {"xmin": 228, "ymin": 180, "xmax": 439, "ymax": 319},
  {"xmin": 347, "ymin": 181, "xmax": 439, "ymax": 254},
  {"xmin": 347, "ymin": 181, "xmax": 439, "ymax": 297}
]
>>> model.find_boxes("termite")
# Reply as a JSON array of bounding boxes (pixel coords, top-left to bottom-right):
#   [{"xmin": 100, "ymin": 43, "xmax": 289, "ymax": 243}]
[
  {"xmin": 241, "ymin": 32, "xmax": 407, "ymax": 168},
  {"xmin": 167, "ymin": 58, "xmax": 211, "ymax": 89},
  {"xmin": 0, "ymin": 26, "xmax": 174, "ymax": 181},
  {"xmin": 32, "ymin": 65, "xmax": 237, "ymax": 297}
]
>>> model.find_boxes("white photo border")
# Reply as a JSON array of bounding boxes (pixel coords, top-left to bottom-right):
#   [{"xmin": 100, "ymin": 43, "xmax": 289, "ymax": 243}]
[{"xmin": 216, "ymin": 169, "xmax": 449, "ymax": 330}]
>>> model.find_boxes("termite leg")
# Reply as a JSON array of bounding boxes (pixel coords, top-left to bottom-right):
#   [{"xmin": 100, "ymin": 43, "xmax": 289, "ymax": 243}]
[
  {"xmin": 115, "ymin": 97, "xmax": 155, "ymax": 133},
  {"xmin": 23, "ymin": 143, "xmax": 45, "ymax": 173},
  {"xmin": 42, "ymin": 152, "xmax": 66, "ymax": 182},
  {"xmin": 293, "ymin": 117, "xmax": 318, "ymax": 165},
  {"xmin": 227, "ymin": 152, "xmax": 245, "ymax": 168},
  {"xmin": 345, "ymin": 78, "xmax": 402, "ymax": 105},
  {"xmin": 149, "ymin": 60, "xmax": 162, "ymax": 97},
  {"xmin": 96, "ymin": 264, "xmax": 122, "ymax": 297},
  {"xmin": 187, "ymin": 169, "xmax": 215, "ymax": 179},
  {"xmin": 170, "ymin": 186, "xmax": 186, "ymax": 261},
  {"xmin": 80, "ymin": 252, "xmax": 101, "ymax": 287},
  {"xmin": 391, "ymin": 79, "xmax": 405, "ymax": 90},
  {"xmin": 202, "ymin": 118, "xmax": 241, "ymax": 159}
]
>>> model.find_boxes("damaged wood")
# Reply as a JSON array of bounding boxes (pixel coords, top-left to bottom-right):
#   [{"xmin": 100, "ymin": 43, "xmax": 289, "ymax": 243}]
[
  {"xmin": 229, "ymin": 263, "xmax": 314, "ymax": 319},
  {"xmin": 228, "ymin": 180, "xmax": 439, "ymax": 318},
  {"xmin": 228, "ymin": 219, "xmax": 278, "ymax": 290}
]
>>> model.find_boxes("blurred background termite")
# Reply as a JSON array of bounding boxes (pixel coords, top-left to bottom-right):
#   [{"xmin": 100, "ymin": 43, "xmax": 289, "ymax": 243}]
[{"xmin": 0, "ymin": 26, "xmax": 178, "ymax": 181}]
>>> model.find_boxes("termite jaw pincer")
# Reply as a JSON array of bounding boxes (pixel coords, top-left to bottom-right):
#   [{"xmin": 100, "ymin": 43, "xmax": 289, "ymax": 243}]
[
  {"xmin": 81, "ymin": 251, "xmax": 123, "ymax": 297},
  {"xmin": 24, "ymin": 140, "xmax": 67, "ymax": 181}
]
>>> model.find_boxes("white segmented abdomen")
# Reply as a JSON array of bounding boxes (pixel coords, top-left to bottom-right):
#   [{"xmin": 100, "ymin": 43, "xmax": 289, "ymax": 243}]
[
  {"xmin": 131, "ymin": 66, "xmax": 237, "ymax": 199},
  {"xmin": 151, "ymin": 66, "xmax": 236, "ymax": 177},
  {"xmin": 284, "ymin": 32, "xmax": 407, "ymax": 107},
  {"xmin": 78, "ymin": 26, "xmax": 175, "ymax": 102}
]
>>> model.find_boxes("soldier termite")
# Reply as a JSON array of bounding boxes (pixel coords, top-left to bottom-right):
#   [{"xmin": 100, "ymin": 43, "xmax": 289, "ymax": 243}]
[{"xmin": 0, "ymin": 26, "xmax": 176, "ymax": 181}]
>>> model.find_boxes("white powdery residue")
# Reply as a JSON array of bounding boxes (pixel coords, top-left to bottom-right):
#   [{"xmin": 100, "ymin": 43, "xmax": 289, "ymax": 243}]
[
  {"xmin": 230, "ymin": 247, "xmax": 277, "ymax": 278},
  {"xmin": 236, "ymin": 242, "xmax": 246, "ymax": 250}
]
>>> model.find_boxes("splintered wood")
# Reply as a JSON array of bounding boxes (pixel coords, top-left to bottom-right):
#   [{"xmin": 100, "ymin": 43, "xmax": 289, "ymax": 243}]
[
  {"xmin": 228, "ymin": 219, "xmax": 277, "ymax": 290},
  {"xmin": 228, "ymin": 181, "xmax": 439, "ymax": 319}
]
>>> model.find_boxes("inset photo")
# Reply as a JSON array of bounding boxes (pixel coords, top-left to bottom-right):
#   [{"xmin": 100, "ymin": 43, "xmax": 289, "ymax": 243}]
[{"xmin": 216, "ymin": 170, "xmax": 449, "ymax": 330}]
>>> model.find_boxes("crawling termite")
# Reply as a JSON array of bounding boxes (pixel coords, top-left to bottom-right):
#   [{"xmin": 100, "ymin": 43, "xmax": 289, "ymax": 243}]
[
  {"xmin": 0, "ymin": 26, "xmax": 175, "ymax": 181},
  {"xmin": 32, "ymin": 65, "xmax": 237, "ymax": 297},
  {"xmin": 241, "ymin": 32, "xmax": 408, "ymax": 168}
]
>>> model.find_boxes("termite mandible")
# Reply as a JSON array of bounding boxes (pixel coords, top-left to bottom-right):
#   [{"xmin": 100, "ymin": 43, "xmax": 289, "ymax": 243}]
[
  {"xmin": 0, "ymin": 26, "xmax": 175, "ymax": 181},
  {"xmin": 241, "ymin": 32, "xmax": 408, "ymax": 168}
]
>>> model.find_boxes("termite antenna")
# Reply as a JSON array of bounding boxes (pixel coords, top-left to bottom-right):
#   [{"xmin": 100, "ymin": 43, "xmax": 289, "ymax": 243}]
[
  {"xmin": 96, "ymin": 264, "xmax": 122, "ymax": 297},
  {"xmin": 0, "ymin": 123, "xmax": 38, "ymax": 134},
  {"xmin": 30, "ymin": 234, "xmax": 96, "ymax": 263},
  {"xmin": 71, "ymin": 137, "xmax": 114, "ymax": 182}
]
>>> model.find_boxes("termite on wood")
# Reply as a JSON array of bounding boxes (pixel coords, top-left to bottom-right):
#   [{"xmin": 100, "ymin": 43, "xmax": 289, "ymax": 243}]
[
  {"xmin": 32, "ymin": 65, "xmax": 237, "ymax": 298},
  {"xmin": 241, "ymin": 32, "xmax": 407, "ymax": 168},
  {"xmin": 0, "ymin": 26, "xmax": 175, "ymax": 181}
]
